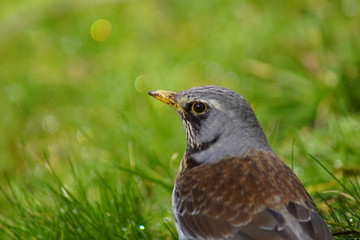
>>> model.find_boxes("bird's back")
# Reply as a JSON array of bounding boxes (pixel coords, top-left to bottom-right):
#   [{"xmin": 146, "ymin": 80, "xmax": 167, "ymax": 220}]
[{"xmin": 173, "ymin": 150, "xmax": 334, "ymax": 240}]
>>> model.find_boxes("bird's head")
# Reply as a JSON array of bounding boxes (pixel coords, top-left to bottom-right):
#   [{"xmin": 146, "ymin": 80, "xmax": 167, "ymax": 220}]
[{"xmin": 148, "ymin": 85, "xmax": 272, "ymax": 165}]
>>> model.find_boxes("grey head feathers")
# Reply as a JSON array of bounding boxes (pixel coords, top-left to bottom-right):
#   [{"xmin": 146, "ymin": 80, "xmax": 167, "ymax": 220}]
[{"xmin": 172, "ymin": 85, "xmax": 273, "ymax": 165}]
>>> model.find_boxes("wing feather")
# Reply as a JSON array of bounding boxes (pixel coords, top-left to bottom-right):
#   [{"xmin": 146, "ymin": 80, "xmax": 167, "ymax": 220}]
[{"xmin": 173, "ymin": 151, "xmax": 333, "ymax": 240}]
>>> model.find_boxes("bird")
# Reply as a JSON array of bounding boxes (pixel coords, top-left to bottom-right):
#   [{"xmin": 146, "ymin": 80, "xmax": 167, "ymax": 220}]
[{"xmin": 148, "ymin": 85, "xmax": 334, "ymax": 240}]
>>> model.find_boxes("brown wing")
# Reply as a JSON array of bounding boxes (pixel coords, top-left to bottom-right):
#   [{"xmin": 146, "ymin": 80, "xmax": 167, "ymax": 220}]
[{"xmin": 173, "ymin": 150, "xmax": 334, "ymax": 240}]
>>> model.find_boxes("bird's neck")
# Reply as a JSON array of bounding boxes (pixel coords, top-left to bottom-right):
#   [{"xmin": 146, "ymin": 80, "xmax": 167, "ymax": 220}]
[{"xmin": 184, "ymin": 125, "xmax": 273, "ymax": 166}]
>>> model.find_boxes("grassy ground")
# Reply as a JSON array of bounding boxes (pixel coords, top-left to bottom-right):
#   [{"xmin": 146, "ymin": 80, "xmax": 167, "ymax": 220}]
[{"xmin": 0, "ymin": 0, "xmax": 359, "ymax": 239}]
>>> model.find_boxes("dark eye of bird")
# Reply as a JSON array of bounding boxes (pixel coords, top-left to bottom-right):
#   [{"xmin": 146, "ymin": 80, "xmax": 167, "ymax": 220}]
[{"xmin": 191, "ymin": 101, "xmax": 207, "ymax": 114}]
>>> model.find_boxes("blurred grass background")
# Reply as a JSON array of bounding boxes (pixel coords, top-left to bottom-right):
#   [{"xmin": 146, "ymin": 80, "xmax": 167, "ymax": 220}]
[{"xmin": 0, "ymin": 0, "xmax": 359, "ymax": 239}]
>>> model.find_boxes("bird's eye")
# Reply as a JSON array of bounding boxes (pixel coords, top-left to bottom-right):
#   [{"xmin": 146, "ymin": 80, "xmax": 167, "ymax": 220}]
[{"xmin": 191, "ymin": 101, "xmax": 207, "ymax": 114}]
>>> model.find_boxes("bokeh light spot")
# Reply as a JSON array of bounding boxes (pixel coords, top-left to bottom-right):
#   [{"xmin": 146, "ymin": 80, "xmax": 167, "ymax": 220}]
[
  {"xmin": 134, "ymin": 75, "xmax": 148, "ymax": 93},
  {"xmin": 8, "ymin": 84, "xmax": 25, "ymax": 103},
  {"xmin": 333, "ymin": 159, "xmax": 343, "ymax": 169},
  {"xmin": 203, "ymin": 61, "xmax": 224, "ymax": 81},
  {"xmin": 90, "ymin": 19, "xmax": 112, "ymax": 42},
  {"xmin": 42, "ymin": 115, "xmax": 60, "ymax": 135},
  {"xmin": 342, "ymin": 0, "xmax": 359, "ymax": 17}
]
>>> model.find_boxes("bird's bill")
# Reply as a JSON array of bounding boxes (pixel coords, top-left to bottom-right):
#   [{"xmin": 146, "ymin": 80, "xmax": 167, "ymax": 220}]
[{"xmin": 148, "ymin": 90, "xmax": 184, "ymax": 111}]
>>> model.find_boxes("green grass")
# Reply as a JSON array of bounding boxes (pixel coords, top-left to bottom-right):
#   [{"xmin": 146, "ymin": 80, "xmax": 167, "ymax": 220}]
[{"xmin": 0, "ymin": 0, "xmax": 360, "ymax": 239}]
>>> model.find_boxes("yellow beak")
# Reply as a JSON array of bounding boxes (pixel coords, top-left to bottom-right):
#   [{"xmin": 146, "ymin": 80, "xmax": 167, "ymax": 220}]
[{"xmin": 148, "ymin": 90, "xmax": 184, "ymax": 111}]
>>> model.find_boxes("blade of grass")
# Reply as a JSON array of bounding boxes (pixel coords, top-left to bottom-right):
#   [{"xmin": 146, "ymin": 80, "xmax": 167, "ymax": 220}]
[{"xmin": 116, "ymin": 165, "xmax": 173, "ymax": 191}]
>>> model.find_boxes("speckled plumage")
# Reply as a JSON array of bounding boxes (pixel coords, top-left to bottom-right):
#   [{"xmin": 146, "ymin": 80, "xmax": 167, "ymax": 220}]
[{"xmin": 148, "ymin": 86, "xmax": 333, "ymax": 240}]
